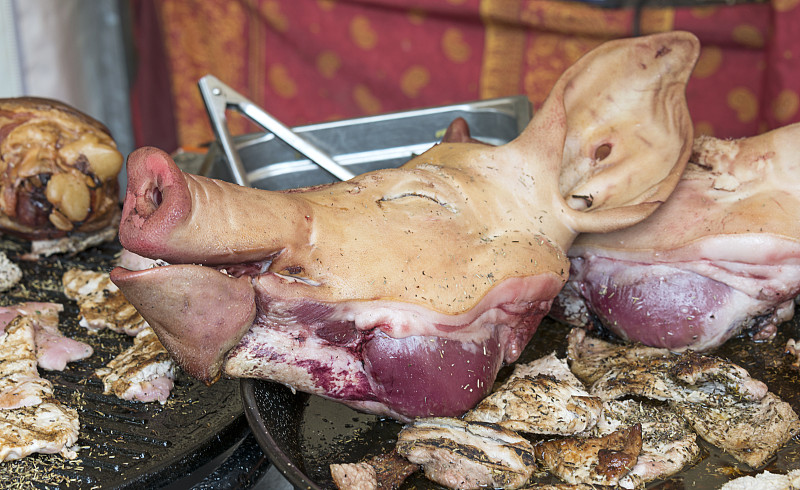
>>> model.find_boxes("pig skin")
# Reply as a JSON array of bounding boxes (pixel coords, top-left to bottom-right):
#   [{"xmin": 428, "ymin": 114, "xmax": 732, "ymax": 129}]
[
  {"xmin": 111, "ymin": 32, "xmax": 699, "ymax": 420},
  {"xmin": 553, "ymin": 123, "xmax": 800, "ymax": 351}
]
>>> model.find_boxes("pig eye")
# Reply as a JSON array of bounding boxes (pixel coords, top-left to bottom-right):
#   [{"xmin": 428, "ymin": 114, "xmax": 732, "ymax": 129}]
[
  {"xmin": 377, "ymin": 192, "xmax": 457, "ymax": 213},
  {"xmin": 595, "ymin": 144, "xmax": 612, "ymax": 162}
]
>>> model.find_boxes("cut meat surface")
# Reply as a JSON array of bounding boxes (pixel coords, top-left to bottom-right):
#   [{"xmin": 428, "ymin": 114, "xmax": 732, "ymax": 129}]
[
  {"xmin": 534, "ymin": 424, "xmax": 642, "ymax": 486},
  {"xmin": 396, "ymin": 417, "xmax": 536, "ymax": 489},
  {"xmin": 464, "ymin": 353, "xmax": 602, "ymax": 435},
  {"xmin": 595, "ymin": 400, "xmax": 699, "ymax": 489},
  {"xmin": 63, "ymin": 268, "xmax": 148, "ymax": 336},
  {"xmin": 0, "ymin": 302, "xmax": 92, "ymax": 371},
  {"xmin": 0, "ymin": 316, "xmax": 80, "ymax": 460},
  {"xmin": 95, "ymin": 327, "xmax": 176, "ymax": 404}
]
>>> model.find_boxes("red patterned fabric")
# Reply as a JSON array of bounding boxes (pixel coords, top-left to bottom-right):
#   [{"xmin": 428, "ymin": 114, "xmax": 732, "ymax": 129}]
[{"xmin": 129, "ymin": 0, "xmax": 800, "ymax": 150}]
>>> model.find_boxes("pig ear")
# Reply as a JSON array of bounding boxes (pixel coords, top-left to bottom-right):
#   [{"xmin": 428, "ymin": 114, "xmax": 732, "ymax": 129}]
[{"xmin": 527, "ymin": 31, "xmax": 700, "ymax": 234}]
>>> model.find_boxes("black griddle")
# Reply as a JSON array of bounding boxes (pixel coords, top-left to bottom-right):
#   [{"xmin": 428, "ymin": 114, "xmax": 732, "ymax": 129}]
[
  {"xmin": 0, "ymin": 235, "xmax": 267, "ymax": 489},
  {"xmin": 243, "ymin": 315, "xmax": 800, "ymax": 490}
]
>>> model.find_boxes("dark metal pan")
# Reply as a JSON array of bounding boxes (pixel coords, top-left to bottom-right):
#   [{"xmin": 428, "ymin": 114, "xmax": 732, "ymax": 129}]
[{"xmin": 242, "ymin": 316, "xmax": 800, "ymax": 489}]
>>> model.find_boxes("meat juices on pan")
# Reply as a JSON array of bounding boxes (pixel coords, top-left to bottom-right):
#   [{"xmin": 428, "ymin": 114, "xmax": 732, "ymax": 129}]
[{"xmin": 111, "ymin": 32, "xmax": 700, "ymax": 420}]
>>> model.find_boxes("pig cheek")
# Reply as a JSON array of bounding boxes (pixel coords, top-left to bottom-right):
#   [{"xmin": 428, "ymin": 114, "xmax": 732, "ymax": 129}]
[
  {"xmin": 362, "ymin": 330, "xmax": 502, "ymax": 418},
  {"xmin": 582, "ymin": 266, "xmax": 729, "ymax": 350}
]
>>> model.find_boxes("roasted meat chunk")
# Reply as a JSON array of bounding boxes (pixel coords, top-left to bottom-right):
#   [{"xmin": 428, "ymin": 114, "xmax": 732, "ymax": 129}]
[
  {"xmin": 0, "ymin": 97, "xmax": 122, "ymax": 255},
  {"xmin": 534, "ymin": 424, "xmax": 642, "ymax": 486}
]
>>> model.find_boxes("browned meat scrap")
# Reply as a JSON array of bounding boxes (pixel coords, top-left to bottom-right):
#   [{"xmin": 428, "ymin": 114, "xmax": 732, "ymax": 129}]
[
  {"xmin": 595, "ymin": 400, "xmax": 700, "ymax": 489},
  {"xmin": 534, "ymin": 424, "xmax": 642, "ymax": 486},
  {"xmin": 330, "ymin": 450, "xmax": 419, "ymax": 490}
]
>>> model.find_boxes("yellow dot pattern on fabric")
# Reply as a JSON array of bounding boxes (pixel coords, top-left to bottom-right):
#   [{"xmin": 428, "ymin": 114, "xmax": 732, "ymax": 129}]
[
  {"xmin": 690, "ymin": 7, "xmax": 718, "ymax": 18},
  {"xmin": 401, "ymin": 65, "xmax": 431, "ymax": 98},
  {"xmin": 773, "ymin": 90, "xmax": 800, "ymax": 122},
  {"xmin": 727, "ymin": 87, "xmax": 759, "ymax": 123},
  {"xmin": 442, "ymin": 28, "xmax": 471, "ymax": 63},
  {"xmin": 693, "ymin": 47, "xmax": 722, "ymax": 79},
  {"xmin": 316, "ymin": 51, "xmax": 341, "ymax": 79},
  {"xmin": 259, "ymin": 0, "xmax": 288, "ymax": 33},
  {"xmin": 732, "ymin": 25, "xmax": 764, "ymax": 48},
  {"xmin": 774, "ymin": 0, "xmax": 800, "ymax": 11},
  {"xmin": 694, "ymin": 121, "xmax": 715, "ymax": 137},
  {"xmin": 268, "ymin": 64, "xmax": 297, "ymax": 99},
  {"xmin": 353, "ymin": 84, "xmax": 382, "ymax": 114},
  {"xmin": 350, "ymin": 15, "xmax": 378, "ymax": 50},
  {"xmin": 317, "ymin": 0, "xmax": 335, "ymax": 11},
  {"xmin": 408, "ymin": 8, "xmax": 426, "ymax": 25}
]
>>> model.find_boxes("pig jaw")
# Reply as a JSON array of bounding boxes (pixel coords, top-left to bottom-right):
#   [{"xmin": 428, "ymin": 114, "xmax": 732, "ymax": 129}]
[
  {"xmin": 222, "ymin": 274, "xmax": 561, "ymax": 421},
  {"xmin": 109, "ymin": 264, "xmax": 257, "ymax": 383}
]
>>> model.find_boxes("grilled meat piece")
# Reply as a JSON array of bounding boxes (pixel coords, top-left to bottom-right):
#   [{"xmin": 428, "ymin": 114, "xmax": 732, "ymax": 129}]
[
  {"xmin": 95, "ymin": 327, "xmax": 176, "ymax": 404},
  {"xmin": 720, "ymin": 469, "xmax": 800, "ymax": 490},
  {"xmin": 331, "ymin": 450, "xmax": 419, "ymax": 490},
  {"xmin": 0, "ymin": 302, "xmax": 92, "ymax": 372},
  {"xmin": 0, "ymin": 97, "xmax": 122, "ymax": 249},
  {"xmin": 396, "ymin": 417, "xmax": 536, "ymax": 489},
  {"xmin": 595, "ymin": 400, "xmax": 699, "ymax": 489},
  {"xmin": 0, "ymin": 316, "xmax": 54, "ymax": 410},
  {"xmin": 568, "ymin": 329, "xmax": 800, "ymax": 468},
  {"xmin": 0, "ymin": 252, "xmax": 21, "ymax": 292},
  {"xmin": 0, "ymin": 316, "xmax": 79, "ymax": 460},
  {"xmin": 464, "ymin": 353, "xmax": 602, "ymax": 435},
  {"xmin": 534, "ymin": 424, "xmax": 642, "ymax": 486},
  {"xmin": 0, "ymin": 398, "xmax": 80, "ymax": 461},
  {"xmin": 331, "ymin": 462, "xmax": 378, "ymax": 490},
  {"xmin": 566, "ymin": 328, "xmax": 672, "ymax": 386},
  {"xmin": 63, "ymin": 268, "xmax": 148, "ymax": 336},
  {"xmin": 674, "ymin": 393, "xmax": 799, "ymax": 469}
]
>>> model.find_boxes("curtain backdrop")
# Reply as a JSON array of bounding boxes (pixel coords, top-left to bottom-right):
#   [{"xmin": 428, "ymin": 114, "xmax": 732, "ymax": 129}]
[{"xmin": 131, "ymin": 0, "xmax": 800, "ymax": 152}]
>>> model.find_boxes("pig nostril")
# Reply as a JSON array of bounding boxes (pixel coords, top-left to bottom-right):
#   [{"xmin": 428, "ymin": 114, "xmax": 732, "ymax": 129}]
[
  {"xmin": 150, "ymin": 187, "xmax": 163, "ymax": 208},
  {"xmin": 595, "ymin": 144, "xmax": 612, "ymax": 162}
]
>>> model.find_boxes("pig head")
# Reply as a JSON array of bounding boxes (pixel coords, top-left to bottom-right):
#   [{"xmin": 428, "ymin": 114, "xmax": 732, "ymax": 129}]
[
  {"xmin": 111, "ymin": 32, "xmax": 699, "ymax": 420},
  {"xmin": 553, "ymin": 122, "xmax": 800, "ymax": 352}
]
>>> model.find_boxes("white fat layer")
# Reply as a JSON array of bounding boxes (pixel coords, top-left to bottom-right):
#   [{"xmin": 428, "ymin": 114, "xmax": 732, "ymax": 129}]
[
  {"xmin": 224, "ymin": 325, "xmax": 368, "ymax": 397},
  {"xmin": 265, "ymin": 275, "xmax": 557, "ymax": 343},
  {"xmin": 572, "ymin": 240, "xmax": 800, "ymax": 303}
]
